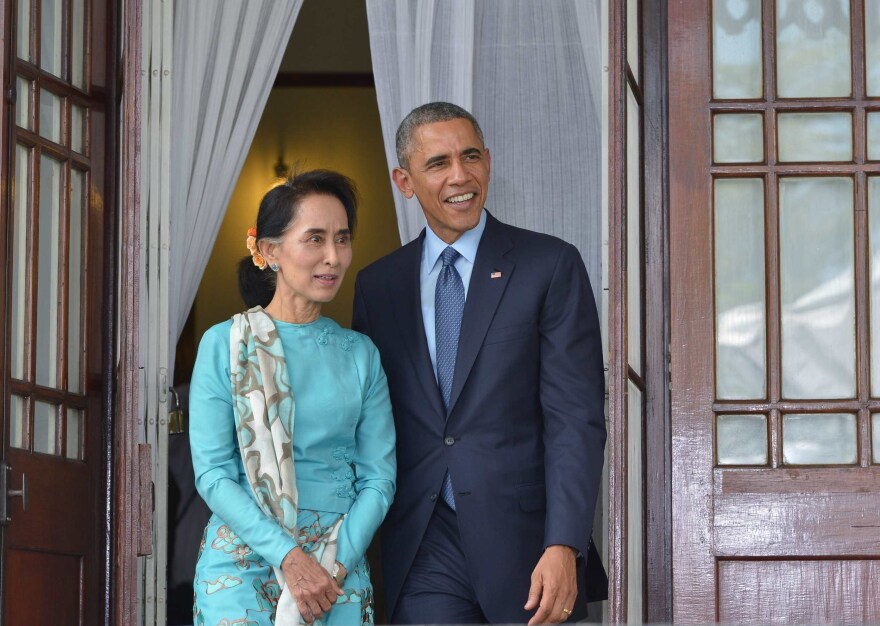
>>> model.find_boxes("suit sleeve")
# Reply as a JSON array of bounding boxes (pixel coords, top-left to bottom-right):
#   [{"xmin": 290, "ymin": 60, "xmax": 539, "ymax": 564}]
[
  {"xmin": 335, "ymin": 340, "xmax": 397, "ymax": 572},
  {"xmin": 538, "ymin": 243, "xmax": 607, "ymax": 555},
  {"xmin": 351, "ymin": 273, "xmax": 371, "ymax": 336},
  {"xmin": 190, "ymin": 324, "xmax": 298, "ymax": 568}
]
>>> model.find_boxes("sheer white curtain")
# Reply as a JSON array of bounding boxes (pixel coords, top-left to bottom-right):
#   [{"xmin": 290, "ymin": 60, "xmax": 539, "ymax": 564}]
[
  {"xmin": 366, "ymin": 0, "xmax": 603, "ymax": 296},
  {"xmin": 169, "ymin": 0, "xmax": 302, "ymax": 367},
  {"xmin": 366, "ymin": 0, "xmax": 475, "ymax": 241}
]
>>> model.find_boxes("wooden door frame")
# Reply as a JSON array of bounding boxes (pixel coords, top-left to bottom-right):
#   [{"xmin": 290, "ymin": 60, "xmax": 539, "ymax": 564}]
[
  {"xmin": 608, "ymin": 0, "xmax": 672, "ymax": 622},
  {"xmin": 0, "ymin": 7, "xmax": 10, "ymax": 624},
  {"xmin": 641, "ymin": 0, "xmax": 672, "ymax": 622},
  {"xmin": 606, "ymin": 0, "xmax": 627, "ymax": 619},
  {"xmin": 112, "ymin": 2, "xmax": 676, "ymax": 623},
  {"xmin": 113, "ymin": 0, "xmax": 146, "ymax": 623}
]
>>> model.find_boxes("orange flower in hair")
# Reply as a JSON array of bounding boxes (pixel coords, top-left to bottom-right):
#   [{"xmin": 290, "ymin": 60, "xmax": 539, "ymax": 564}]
[{"xmin": 246, "ymin": 227, "xmax": 267, "ymax": 270}]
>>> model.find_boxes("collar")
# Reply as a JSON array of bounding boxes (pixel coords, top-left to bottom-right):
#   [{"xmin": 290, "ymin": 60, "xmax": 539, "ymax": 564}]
[{"xmin": 423, "ymin": 209, "xmax": 487, "ymax": 269}]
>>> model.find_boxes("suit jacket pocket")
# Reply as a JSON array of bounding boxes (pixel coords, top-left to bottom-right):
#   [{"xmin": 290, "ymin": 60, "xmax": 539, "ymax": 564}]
[
  {"xmin": 484, "ymin": 322, "xmax": 532, "ymax": 346},
  {"xmin": 516, "ymin": 482, "xmax": 546, "ymax": 513}
]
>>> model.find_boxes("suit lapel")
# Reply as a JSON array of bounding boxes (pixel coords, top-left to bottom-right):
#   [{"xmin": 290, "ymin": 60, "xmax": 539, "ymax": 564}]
[
  {"xmin": 391, "ymin": 234, "xmax": 446, "ymax": 419},
  {"xmin": 447, "ymin": 215, "xmax": 514, "ymax": 415}
]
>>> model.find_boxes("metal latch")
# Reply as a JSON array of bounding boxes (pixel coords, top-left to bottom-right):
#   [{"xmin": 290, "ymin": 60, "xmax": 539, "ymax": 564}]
[
  {"xmin": 168, "ymin": 387, "xmax": 186, "ymax": 434},
  {"xmin": 0, "ymin": 464, "xmax": 28, "ymax": 524}
]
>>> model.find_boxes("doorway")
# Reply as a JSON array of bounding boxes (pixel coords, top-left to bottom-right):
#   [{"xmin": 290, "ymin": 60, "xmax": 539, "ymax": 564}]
[{"xmin": 165, "ymin": 2, "xmax": 399, "ymax": 623}]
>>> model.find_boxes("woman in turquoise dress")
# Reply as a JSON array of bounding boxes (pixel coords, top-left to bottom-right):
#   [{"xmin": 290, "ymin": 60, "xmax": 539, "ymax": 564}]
[{"xmin": 190, "ymin": 170, "xmax": 396, "ymax": 626}]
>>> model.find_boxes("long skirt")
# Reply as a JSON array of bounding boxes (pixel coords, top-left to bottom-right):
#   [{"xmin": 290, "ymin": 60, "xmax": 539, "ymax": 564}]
[{"xmin": 193, "ymin": 510, "xmax": 373, "ymax": 626}]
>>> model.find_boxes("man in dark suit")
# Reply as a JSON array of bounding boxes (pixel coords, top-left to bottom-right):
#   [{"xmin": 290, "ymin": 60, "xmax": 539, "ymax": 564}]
[{"xmin": 352, "ymin": 102, "xmax": 606, "ymax": 625}]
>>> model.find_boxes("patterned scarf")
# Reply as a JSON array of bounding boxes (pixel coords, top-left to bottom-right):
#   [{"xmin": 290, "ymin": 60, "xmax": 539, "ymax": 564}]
[{"xmin": 230, "ymin": 306, "xmax": 342, "ymax": 626}]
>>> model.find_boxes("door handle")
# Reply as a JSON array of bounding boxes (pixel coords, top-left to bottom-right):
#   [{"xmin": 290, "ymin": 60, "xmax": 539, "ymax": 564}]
[
  {"xmin": 7, "ymin": 470, "xmax": 27, "ymax": 513},
  {"xmin": 0, "ymin": 464, "xmax": 28, "ymax": 523}
]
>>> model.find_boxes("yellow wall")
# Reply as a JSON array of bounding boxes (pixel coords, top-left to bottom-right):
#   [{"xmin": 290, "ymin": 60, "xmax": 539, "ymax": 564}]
[{"xmin": 192, "ymin": 87, "xmax": 400, "ymax": 341}]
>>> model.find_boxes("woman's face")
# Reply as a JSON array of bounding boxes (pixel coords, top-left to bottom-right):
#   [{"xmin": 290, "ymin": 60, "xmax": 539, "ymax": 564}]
[{"xmin": 263, "ymin": 193, "xmax": 353, "ymax": 309}]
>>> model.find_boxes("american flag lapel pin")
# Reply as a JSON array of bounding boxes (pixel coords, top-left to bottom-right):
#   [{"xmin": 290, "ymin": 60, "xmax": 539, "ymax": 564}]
[{"xmin": 490, "ymin": 271, "xmax": 502, "ymax": 279}]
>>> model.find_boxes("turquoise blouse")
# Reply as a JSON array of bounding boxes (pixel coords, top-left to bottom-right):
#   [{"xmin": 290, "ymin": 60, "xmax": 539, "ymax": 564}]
[{"xmin": 190, "ymin": 316, "xmax": 396, "ymax": 573}]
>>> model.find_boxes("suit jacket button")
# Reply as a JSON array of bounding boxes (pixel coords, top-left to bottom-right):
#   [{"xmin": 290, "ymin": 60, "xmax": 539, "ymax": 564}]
[
  {"xmin": 444, "ymin": 436, "xmax": 455, "ymax": 446},
  {"xmin": 430, "ymin": 493, "xmax": 438, "ymax": 501}
]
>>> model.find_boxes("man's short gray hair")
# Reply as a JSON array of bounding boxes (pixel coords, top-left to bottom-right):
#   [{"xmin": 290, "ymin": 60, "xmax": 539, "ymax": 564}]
[{"xmin": 395, "ymin": 102, "xmax": 485, "ymax": 169}]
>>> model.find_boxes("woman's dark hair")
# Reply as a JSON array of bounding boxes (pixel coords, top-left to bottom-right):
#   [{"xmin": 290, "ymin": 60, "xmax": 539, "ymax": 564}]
[{"xmin": 238, "ymin": 169, "xmax": 358, "ymax": 308}]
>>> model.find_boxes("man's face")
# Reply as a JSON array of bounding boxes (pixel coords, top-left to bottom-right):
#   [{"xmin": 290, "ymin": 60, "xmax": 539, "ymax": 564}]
[{"xmin": 392, "ymin": 118, "xmax": 491, "ymax": 244}]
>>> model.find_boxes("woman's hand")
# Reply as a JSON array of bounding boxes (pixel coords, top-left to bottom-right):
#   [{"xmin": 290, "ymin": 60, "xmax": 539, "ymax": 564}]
[{"xmin": 280, "ymin": 547, "xmax": 344, "ymax": 624}]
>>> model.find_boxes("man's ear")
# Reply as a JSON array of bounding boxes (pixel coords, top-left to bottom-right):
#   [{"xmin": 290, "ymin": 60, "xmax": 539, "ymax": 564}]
[
  {"xmin": 392, "ymin": 167, "xmax": 415, "ymax": 198},
  {"xmin": 484, "ymin": 147, "xmax": 491, "ymax": 179}
]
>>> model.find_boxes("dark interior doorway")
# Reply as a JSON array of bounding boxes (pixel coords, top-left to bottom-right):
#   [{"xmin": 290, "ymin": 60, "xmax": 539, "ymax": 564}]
[{"xmin": 165, "ymin": 1, "xmax": 399, "ymax": 623}]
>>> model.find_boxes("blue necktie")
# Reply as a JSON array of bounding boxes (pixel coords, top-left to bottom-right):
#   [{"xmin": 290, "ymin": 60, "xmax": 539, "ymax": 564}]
[{"xmin": 436, "ymin": 246, "xmax": 464, "ymax": 510}]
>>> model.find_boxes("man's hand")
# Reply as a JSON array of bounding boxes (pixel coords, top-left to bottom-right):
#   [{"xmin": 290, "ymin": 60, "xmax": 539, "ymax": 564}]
[
  {"xmin": 281, "ymin": 547, "xmax": 344, "ymax": 624},
  {"xmin": 524, "ymin": 544, "xmax": 578, "ymax": 626}
]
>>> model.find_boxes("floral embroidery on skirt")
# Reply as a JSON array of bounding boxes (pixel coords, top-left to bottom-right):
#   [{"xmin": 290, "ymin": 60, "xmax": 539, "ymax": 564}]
[{"xmin": 194, "ymin": 510, "xmax": 373, "ymax": 626}]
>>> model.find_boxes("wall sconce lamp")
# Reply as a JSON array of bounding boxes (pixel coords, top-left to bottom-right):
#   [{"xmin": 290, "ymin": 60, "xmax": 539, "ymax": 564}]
[{"xmin": 274, "ymin": 154, "xmax": 290, "ymax": 180}]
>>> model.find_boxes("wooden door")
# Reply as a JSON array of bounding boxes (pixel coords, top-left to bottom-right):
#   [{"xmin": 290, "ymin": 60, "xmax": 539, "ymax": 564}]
[
  {"xmin": 670, "ymin": 0, "xmax": 880, "ymax": 622},
  {"xmin": 0, "ymin": 0, "xmax": 113, "ymax": 623}
]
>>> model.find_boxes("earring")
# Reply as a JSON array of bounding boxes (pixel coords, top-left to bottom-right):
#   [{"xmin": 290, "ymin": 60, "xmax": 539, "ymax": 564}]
[{"xmin": 270, "ymin": 263, "xmax": 279, "ymax": 272}]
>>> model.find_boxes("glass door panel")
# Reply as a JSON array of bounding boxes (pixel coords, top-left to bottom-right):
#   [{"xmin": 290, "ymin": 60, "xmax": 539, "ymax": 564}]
[
  {"xmin": 777, "ymin": 112, "xmax": 852, "ymax": 162},
  {"xmin": 65, "ymin": 408, "xmax": 82, "ymax": 460},
  {"xmin": 71, "ymin": 105, "xmax": 85, "ymax": 153},
  {"xmin": 33, "ymin": 400, "xmax": 58, "ymax": 455},
  {"xmin": 871, "ymin": 177, "xmax": 880, "ymax": 396},
  {"xmin": 68, "ymin": 169, "xmax": 85, "ymax": 393},
  {"xmin": 16, "ymin": 78, "xmax": 31, "ymax": 130},
  {"xmin": 867, "ymin": 1, "xmax": 880, "ymax": 96},
  {"xmin": 35, "ymin": 155, "xmax": 62, "ymax": 388},
  {"xmin": 38, "ymin": 89, "xmax": 62, "ymax": 144},
  {"xmin": 868, "ymin": 112, "xmax": 879, "ymax": 161},
  {"xmin": 714, "ymin": 114, "xmax": 764, "ymax": 163},
  {"xmin": 11, "ymin": 145, "xmax": 32, "ymax": 381},
  {"xmin": 779, "ymin": 177, "xmax": 855, "ymax": 399},
  {"xmin": 714, "ymin": 178, "xmax": 766, "ymax": 399},
  {"xmin": 717, "ymin": 414, "xmax": 768, "ymax": 465},
  {"xmin": 9, "ymin": 396, "xmax": 27, "ymax": 450},
  {"xmin": 782, "ymin": 413, "xmax": 858, "ymax": 465},
  {"xmin": 16, "ymin": 0, "xmax": 31, "ymax": 61},
  {"xmin": 712, "ymin": 0, "xmax": 763, "ymax": 99},
  {"xmin": 627, "ymin": 89, "xmax": 642, "ymax": 375},
  {"xmin": 627, "ymin": 380, "xmax": 644, "ymax": 621},
  {"xmin": 776, "ymin": 0, "xmax": 851, "ymax": 98},
  {"xmin": 71, "ymin": 0, "xmax": 86, "ymax": 89},
  {"xmin": 39, "ymin": 0, "xmax": 64, "ymax": 78},
  {"xmin": 873, "ymin": 414, "xmax": 880, "ymax": 463},
  {"xmin": 627, "ymin": 0, "xmax": 639, "ymax": 79}
]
